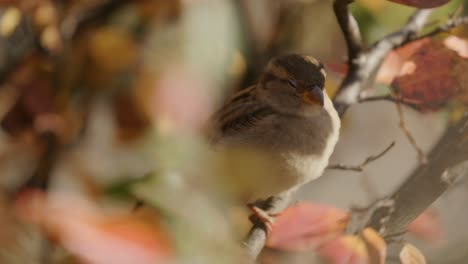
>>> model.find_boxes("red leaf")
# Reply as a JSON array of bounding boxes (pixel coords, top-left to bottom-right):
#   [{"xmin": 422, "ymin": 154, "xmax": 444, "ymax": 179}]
[
  {"xmin": 407, "ymin": 209, "xmax": 444, "ymax": 244},
  {"xmin": 387, "ymin": 0, "xmax": 450, "ymax": 8},
  {"xmin": 391, "ymin": 39, "xmax": 464, "ymax": 110},
  {"xmin": 378, "ymin": 38, "xmax": 430, "ymax": 85},
  {"xmin": 266, "ymin": 202, "xmax": 349, "ymax": 251}
]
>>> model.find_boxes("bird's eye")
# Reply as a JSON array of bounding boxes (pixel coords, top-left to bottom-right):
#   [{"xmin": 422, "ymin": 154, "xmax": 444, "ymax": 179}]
[{"xmin": 287, "ymin": 80, "xmax": 297, "ymax": 88}]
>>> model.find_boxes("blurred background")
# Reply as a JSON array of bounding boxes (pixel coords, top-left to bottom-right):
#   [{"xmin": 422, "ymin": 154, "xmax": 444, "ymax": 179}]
[{"xmin": 0, "ymin": 0, "xmax": 467, "ymax": 263}]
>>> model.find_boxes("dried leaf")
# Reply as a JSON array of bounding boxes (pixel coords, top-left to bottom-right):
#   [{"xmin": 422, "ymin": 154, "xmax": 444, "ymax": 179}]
[
  {"xmin": 387, "ymin": 0, "xmax": 450, "ymax": 8},
  {"xmin": 360, "ymin": 228, "xmax": 386, "ymax": 264},
  {"xmin": 391, "ymin": 39, "xmax": 463, "ymax": 110},
  {"xmin": 407, "ymin": 209, "xmax": 444, "ymax": 244},
  {"xmin": 378, "ymin": 38, "xmax": 430, "ymax": 85},
  {"xmin": 318, "ymin": 235, "xmax": 369, "ymax": 264},
  {"xmin": 15, "ymin": 191, "xmax": 174, "ymax": 264},
  {"xmin": 400, "ymin": 243, "xmax": 427, "ymax": 264},
  {"xmin": 266, "ymin": 202, "xmax": 349, "ymax": 251}
]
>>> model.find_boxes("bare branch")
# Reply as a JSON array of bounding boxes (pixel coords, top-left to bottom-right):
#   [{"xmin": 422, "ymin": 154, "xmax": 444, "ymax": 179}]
[
  {"xmin": 402, "ymin": 11, "xmax": 468, "ymax": 46},
  {"xmin": 244, "ymin": 193, "xmax": 292, "ymax": 259},
  {"xmin": 358, "ymin": 94, "xmax": 422, "ymax": 111},
  {"xmin": 328, "ymin": 141, "xmax": 395, "ymax": 172},
  {"xmin": 366, "ymin": 112, "xmax": 468, "ymax": 239},
  {"xmin": 333, "ymin": 9, "xmax": 434, "ymax": 115},
  {"xmin": 395, "ymin": 101, "xmax": 428, "ymax": 165},
  {"xmin": 333, "ymin": 0, "xmax": 363, "ymax": 64}
]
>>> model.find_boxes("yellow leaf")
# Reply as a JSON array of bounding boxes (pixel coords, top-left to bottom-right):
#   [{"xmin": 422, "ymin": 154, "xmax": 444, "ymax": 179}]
[
  {"xmin": 400, "ymin": 243, "xmax": 426, "ymax": 264},
  {"xmin": 360, "ymin": 228, "xmax": 386, "ymax": 264},
  {"xmin": 0, "ymin": 7, "xmax": 21, "ymax": 37}
]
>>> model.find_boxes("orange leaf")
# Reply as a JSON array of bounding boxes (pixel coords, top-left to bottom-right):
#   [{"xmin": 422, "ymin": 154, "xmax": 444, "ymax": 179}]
[
  {"xmin": 266, "ymin": 202, "xmax": 349, "ymax": 251},
  {"xmin": 387, "ymin": 0, "xmax": 449, "ymax": 8},
  {"xmin": 407, "ymin": 209, "xmax": 444, "ymax": 244},
  {"xmin": 15, "ymin": 191, "xmax": 173, "ymax": 264},
  {"xmin": 318, "ymin": 235, "xmax": 370, "ymax": 264},
  {"xmin": 360, "ymin": 228, "xmax": 386, "ymax": 264},
  {"xmin": 318, "ymin": 228, "xmax": 387, "ymax": 264}
]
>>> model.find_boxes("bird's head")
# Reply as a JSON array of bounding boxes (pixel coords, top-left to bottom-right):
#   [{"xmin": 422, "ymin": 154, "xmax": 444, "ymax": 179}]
[{"xmin": 258, "ymin": 54, "xmax": 327, "ymax": 115}]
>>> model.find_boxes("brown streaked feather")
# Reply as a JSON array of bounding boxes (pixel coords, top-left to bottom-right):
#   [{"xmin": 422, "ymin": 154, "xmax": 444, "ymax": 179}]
[{"xmin": 212, "ymin": 85, "xmax": 275, "ymax": 138}]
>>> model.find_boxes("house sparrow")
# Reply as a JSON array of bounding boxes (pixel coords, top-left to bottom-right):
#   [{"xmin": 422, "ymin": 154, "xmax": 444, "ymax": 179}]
[{"xmin": 210, "ymin": 54, "xmax": 340, "ymax": 220}]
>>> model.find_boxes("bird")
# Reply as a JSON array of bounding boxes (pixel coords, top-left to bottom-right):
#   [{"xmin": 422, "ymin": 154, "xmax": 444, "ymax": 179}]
[{"xmin": 209, "ymin": 54, "xmax": 341, "ymax": 227}]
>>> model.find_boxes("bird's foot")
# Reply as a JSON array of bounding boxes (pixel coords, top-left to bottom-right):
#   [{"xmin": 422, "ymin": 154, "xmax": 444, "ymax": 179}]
[{"xmin": 248, "ymin": 204, "xmax": 277, "ymax": 234}]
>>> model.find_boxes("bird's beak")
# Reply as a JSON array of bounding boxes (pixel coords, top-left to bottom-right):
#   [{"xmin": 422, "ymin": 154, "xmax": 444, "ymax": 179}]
[{"xmin": 302, "ymin": 86, "xmax": 324, "ymax": 106}]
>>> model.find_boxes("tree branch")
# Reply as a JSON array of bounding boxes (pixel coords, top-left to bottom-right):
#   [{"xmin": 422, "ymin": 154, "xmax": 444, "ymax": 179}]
[
  {"xmin": 330, "ymin": 0, "xmax": 468, "ymax": 250},
  {"xmin": 366, "ymin": 112, "xmax": 468, "ymax": 239},
  {"xmin": 328, "ymin": 141, "xmax": 395, "ymax": 172},
  {"xmin": 395, "ymin": 101, "xmax": 428, "ymax": 165},
  {"xmin": 333, "ymin": 0, "xmax": 363, "ymax": 63},
  {"xmin": 401, "ymin": 11, "xmax": 468, "ymax": 46},
  {"xmin": 244, "ymin": 193, "xmax": 292, "ymax": 259},
  {"xmin": 333, "ymin": 7, "xmax": 433, "ymax": 116},
  {"xmin": 358, "ymin": 94, "xmax": 422, "ymax": 111}
]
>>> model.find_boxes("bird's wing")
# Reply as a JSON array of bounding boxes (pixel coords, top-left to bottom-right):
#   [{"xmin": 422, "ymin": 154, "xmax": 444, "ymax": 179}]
[{"xmin": 210, "ymin": 85, "xmax": 275, "ymax": 141}]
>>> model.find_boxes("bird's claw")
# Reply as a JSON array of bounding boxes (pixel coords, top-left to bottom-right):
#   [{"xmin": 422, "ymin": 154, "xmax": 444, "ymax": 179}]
[{"xmin": 248, "ymin": 204, "xmax": 276, "ymax": 234}]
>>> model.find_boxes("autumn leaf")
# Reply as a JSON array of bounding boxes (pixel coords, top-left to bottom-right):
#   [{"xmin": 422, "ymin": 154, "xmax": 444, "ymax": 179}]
[
  {"xmin": 267, "ymin": 201, "xmax": 447, "ymax": 253},
  {"xmin": 387, "ymin": 0, "xmax": 450, "ymax": 8},
  {"xmin": 318, "ymin": 235, "xmax": 369, "ymax": 264},
  {"xmin": 400, "ymin": 243, "xmax": 427, "ymax": 264},
  {"xmin": 444, "ymin": 36, "xmax": 468, "ymax": 59},
  {"xmin": 360, "ymin": 228, "xmax": 386, "ymax": 264},
  {"xmin": 391, "ymin": 38, "xmax": 467, "ymax": 110},
  {"xmin": 15, "ymin": 190, "xmax": 174, "ymax": 264},
  {"xmin": 266, "ymin": 202, "xmax": 349, "ymax": 251},
  {"xmin": 407, "ymin": 208, "xmax": 445, "ymax": 244},
  {"xmin": 378, "ymin": 38, "xmax": 430, "ymax": 85}
]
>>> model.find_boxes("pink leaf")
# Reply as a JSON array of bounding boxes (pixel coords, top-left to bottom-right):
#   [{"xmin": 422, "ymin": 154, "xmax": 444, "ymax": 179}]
[
  {"xmin": 267, "ymin": 202, "xmax": 349, "ymax": 251},
  {"xmin": 317, "ymin": 228, "xmax": 387, "ymax": 264},
  {"xmin": 318, "ymin": 235, "xmax": 370, "ymax": 264},
  {"xmin": 15, "ymin": 190, "xmax": 174, "ymax": 264},
  {"xmin": 408, "ymin": 209, "xmax": 444, "ymax": 244}
]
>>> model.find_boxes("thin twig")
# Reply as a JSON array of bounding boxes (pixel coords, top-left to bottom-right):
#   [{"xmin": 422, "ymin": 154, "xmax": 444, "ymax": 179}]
[
  {"xmin": 358, "ymin": 94, "xmax": 421, "ymax": 111},
  {"xmin": 328, "ymin": 141, "xmax": 395, "ymax": 172},
  {"xmin": 401, "ymin": 9, "xmax": 468, "ymax": 46},
  {"xmin": 395, "ymin": 101, "xmax": 428, "ymax": 165}
]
